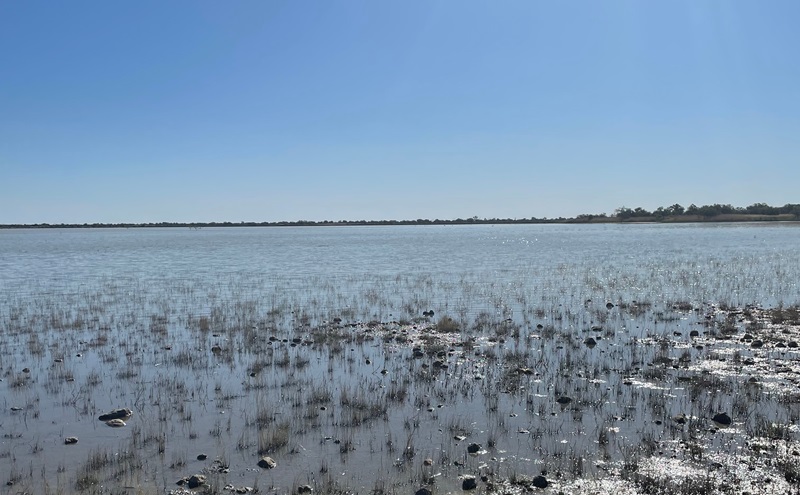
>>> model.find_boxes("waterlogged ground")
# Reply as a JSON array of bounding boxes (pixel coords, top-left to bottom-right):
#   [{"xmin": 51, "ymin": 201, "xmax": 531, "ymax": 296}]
[
  {"xmin": 2, "ymin": 289, "xmax": 800, "ymax": 495},
  {"xmin": 2, "ymin": 225, "xmax": 800, "ymax": 494}
]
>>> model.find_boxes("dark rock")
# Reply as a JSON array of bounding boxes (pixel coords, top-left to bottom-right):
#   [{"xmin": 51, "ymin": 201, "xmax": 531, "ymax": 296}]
[
  {"xmin": 298, "ymin": 485, "xmax": 313, "ymax": 494},
  {"xmin": 467, "ymin": 443, "xmax": 481, "ymax": 454},
  {"xmin": 225, "ymin": 485, "xmax": 254, "ymax": 494},
  {"xmin": 788, "ymin": 341, "xmax": 798, "ymax": 348},
  {"xmin": 64, "ymin": 437, "xmax": 78, "ymax": 445},
  {"xmin": 712, "ymin": 412, "xmax": 732, "ymax": 426},
  {"xmin": 606, "ymin": 302, "xmax": 614, "ymax": 309},
  {"xmin": 415, "ymin": 489, "xmax": 432, "ymax": 495},
  {"xmin": 22, "ymin": 368, "xmax": 30, "ymax": 373},
  {"xmin": 197, "ymin": 453, "xmax": 208, "ymax": 461},
  {"xmin": 188, "ymin": 474, "xmax": 206, "ymax": 489},
  {"xmin": 673, "ymin": 413, "xmax": 687, "ymax": 424},
  {"xmin": 556, "ymin": 396, "xmax": 572, "ymax": 405},
  {"xmin": 257, "ymin": 456, "xmax": 277, "ymax": 469},
  {"xmin": 532, "ymin": 475, "xmax": 549, "ymax": 488},
  {"xmin": 689, "ymin": 330, "xmax": 700, "ymax": 337},
  {"xmin": 584, "ymin": 337, "xmax": 597, "ymax": 347},
  {"xmin": 461, "ymin": 476, "xmax": 477, "ymax": 490},
  {"xmin": 98, "ymin": 408, "xmax": 132, "ymax": 421}
]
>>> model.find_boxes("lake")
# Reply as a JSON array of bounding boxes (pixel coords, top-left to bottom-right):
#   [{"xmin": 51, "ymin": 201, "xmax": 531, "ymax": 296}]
[
  {"xmin": 3, "ymin": 223, "xmax": 799, "ymax": 317},
  {"xmin": 1, "ymin": 223, "xmax": 799, "ymax": 494}
]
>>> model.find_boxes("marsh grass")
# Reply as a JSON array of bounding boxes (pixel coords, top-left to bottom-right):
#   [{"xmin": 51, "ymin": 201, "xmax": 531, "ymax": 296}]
[
  {"xmin": 258, "ymin": 421, "xmax": 291, "ymax": 454},
  {"xmin": 2, "ymin": 231, "xmax": 800, "ymax": 494},
  {"xmin": 768, "ymin": 305, "xmax": 800, "ymax": 325},
  {"xmin": 435, "ymin": 316, "xmax": 460, "ymax": 333}
]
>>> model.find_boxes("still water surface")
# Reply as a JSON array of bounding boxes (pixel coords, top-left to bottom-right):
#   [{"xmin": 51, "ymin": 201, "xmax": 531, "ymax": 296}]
[
  {"xmin": 2, "ymin": 223, "xmax": 799, "ymax": 314},
  {"xmin": 1, "ymin": 223, "xmax": 800, "ymax": 493}
]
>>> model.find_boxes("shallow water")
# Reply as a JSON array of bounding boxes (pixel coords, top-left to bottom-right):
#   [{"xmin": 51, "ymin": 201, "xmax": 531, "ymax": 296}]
[
  {"xmin": 3, "ymin": 223, "xmax": 799, "ymax": 316},
  {"xmin": 1, "ymin": 223, "xmax": 800, "ymax": 494}
]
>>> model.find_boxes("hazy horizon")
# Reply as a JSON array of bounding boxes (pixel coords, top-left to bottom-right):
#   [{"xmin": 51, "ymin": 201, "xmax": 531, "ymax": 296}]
[
  {"xmin": 2, "ymin": 1, "xmax": 799, "ymax": 224},
  {"xmin": 2, "ymin": 200, "xmax": 798, "ymax": 226}
]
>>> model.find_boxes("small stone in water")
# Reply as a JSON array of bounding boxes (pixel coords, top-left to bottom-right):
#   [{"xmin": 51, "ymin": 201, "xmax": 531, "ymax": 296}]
[
  {"xmin": 461, "ymin": 476, "xmax": 477, "ymax": 490},
  {"xmin": 257, "ymin": 456, "xmax": 277, "ymax": 469},
  {"xmin": 532, "ymin": 475, "xmax": 549, "ymax": 488},
  {"xmin": 712, "ymin": 412, "xmax": 732, "ymax": 426}
]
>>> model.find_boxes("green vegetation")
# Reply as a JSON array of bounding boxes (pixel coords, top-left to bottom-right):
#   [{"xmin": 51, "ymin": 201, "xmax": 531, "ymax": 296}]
[
  {"xmin": 611, "ymin": 202, "xmax": 800, "ymax": 221},
  {"xmin": 1, "ymin": 202, "xmax": 798, "ymax": 228}
]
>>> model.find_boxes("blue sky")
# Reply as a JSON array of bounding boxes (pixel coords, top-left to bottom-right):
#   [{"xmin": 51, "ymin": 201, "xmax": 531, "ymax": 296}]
[{"xmin": 2, "ymin": 1, "xmax": 798, "ymax": 223}]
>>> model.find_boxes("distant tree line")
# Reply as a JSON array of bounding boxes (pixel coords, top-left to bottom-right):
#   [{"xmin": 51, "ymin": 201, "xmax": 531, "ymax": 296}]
[
  {"xmin": 611, "ymin": 202, "xmax": 800, "ymax": 220},
  {"xmin": 1, "ymin": 202, "xmax": 798, "ymax": 228}
]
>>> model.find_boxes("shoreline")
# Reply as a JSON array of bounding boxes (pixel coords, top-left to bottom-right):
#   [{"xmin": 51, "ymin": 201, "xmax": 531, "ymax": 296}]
[{"xmin": 2, "ymin": 214, "xmax": 799, "ymax": 229}]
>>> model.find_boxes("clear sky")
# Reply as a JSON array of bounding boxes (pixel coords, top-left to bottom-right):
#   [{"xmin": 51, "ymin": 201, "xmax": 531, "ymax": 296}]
[{"xmin": 2, "ymin": 1, "xmax": 798, "ymax": 223}]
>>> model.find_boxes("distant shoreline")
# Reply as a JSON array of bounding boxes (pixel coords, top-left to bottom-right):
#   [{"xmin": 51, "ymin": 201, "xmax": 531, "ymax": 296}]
[{"xmin": 1, "ymin": 213, "xmax": 798, "ymax": 229}]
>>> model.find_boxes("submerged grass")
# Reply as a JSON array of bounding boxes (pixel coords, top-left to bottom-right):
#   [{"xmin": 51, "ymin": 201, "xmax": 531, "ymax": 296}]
[{"xmin": 2, "ymin": 247, "xmax": 800, "ymax": 493}]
